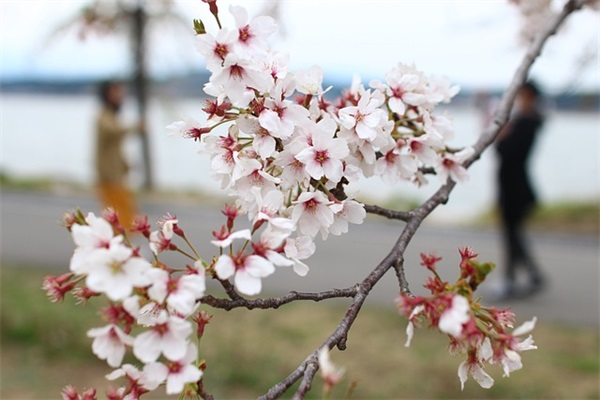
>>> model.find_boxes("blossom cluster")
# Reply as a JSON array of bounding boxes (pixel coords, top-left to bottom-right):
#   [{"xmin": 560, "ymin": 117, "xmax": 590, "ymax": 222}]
[
  {"xmin": 397, "ymin": 248, "xmax": 537, "ymax": 390},
  {"xmin": 43, "ymin": 2, "xmax": 497, "ymax": 398},
  {"xmin": 166, "ymin": 3, "xmax": 474, "ymax": 296},
  {"xmin": 48, "ymin": 210, "xmax": 208, "ymax": 399}
]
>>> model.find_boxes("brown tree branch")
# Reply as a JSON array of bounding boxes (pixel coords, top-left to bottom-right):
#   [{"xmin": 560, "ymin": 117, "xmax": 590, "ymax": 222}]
[
  {"xmin": 291, "ymin": 361, "xmax": 319, "ymax": 400},
  {"xmin": 215, "ymin": 277, "xmax": 244, "ymax": 301},
  {"xmin": 260, "ymin": 215, "xmax": 423, "ymax": 399},
  {"xmin": 259, "ymin": 2, "xmax": 586, "ymax": 398},
  {"xmin": 201, "ymin": 286, "xmax": 359, "ymax": 311},
  {"xmin": 363, "ymin": 204, "xmax": 412, "ymax": 221},
  {"xmin": 197, "ymin": 379, "xmax": 214, "ymax": 400}
]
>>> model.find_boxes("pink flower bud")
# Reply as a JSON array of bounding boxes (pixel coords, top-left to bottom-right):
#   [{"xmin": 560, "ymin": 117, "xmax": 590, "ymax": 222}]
[
  {"xmin": 61, "ymin": 385, "xmax": 79, "ymax": 400},
  {"xmin": 131, "ymin": 215, "xmax": 151, "ymax": 238},
  {"xmin": 192, "ymin": 310, "xmax": 212, "ymax": 338}
]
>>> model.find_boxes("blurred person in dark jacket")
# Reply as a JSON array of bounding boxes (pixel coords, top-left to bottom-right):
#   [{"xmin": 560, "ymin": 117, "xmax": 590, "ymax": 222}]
[
  {"xmin": 495, "ymin": 81, "xmax": 546, "ymax": 299},
  {"xmin": 95, "ymin": 80, "xmax": 141, "ymax": 229}
]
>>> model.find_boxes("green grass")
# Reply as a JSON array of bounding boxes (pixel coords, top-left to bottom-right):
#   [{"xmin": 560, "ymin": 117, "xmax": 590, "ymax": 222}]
[{"xmin": 2, "ymin": 265, "xmax": 599, "ymax": 399}]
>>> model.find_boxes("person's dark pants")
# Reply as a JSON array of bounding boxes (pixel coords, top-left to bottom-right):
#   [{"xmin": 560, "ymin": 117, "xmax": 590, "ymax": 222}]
[{"xmin": 501, "ymin": 208, "xmax": 543, "ymax": 290}]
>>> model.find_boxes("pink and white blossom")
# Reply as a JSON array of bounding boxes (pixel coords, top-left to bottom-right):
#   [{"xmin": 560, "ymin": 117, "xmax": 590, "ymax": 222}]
[
  {"xmin": 374, "ymin": 149, "xmax": 418, "ymax": 184},
  {"xmin": 436, "ymin": 147, "xmax": 474, "ymax": 183},
  {"xmin": 338, "ymin": 88, "xmax": 387, "ymax": 141},
  {"xmin": 229, "ymin": 5, "xmax": 276, "ymax": 53},
  {"xmin": 84, "ymin": 245, "xmax": 152, "ymax": 301},
  {"xmin": 327, "ymin": 200, "xmax": 366, "ymax": 237},
  {"xmin": 146, "ymin": 263, "xmax": 206, "ymax": 317},
  {"xmin": 291, "ymin": 191, "xmax": 335, "ymax": 238},
  {"xmin": 166, "ymin": 117, "xmax": 209, "ymax": 141},
  {"xmin": 294, "ymin": 117, "xmax": 349, "ymax": 183},
  {"xmin": 214, "ymin": 253, "xmax": 275, "ymax": 295},
  {"xmin": 237, "ymin": 115, "xmax": 276, "ymax": 159},
  {"xmin": 195, "ymin": 28, "xmax": 236, "ymax": 72},
  {"xmin": 259, "ymin": 98, "xmax": 310, "ymax": 140},
  {"xmin": 458, "ymin": 360, "xmax": 494, "ymax": 390},
  {"xmin": 283, "ymin": 236, "xmax": 315, "ymax": 277},
  {"xmin": 295, "ymin": 65, "xmax": 324, "ymax": 96},
  {"xmin": 87, "ymin": 324, "xmax": 134, "ymax": 367},
  {"xmin": 70, "ymin": 213, "xmax": 123, "ymax": 275},
  {"xmin": 438, "ymin": 295, "xmax": 471, "ymax": 338},
  {"xmin": 140, "ymin": 343, "xmax": 202, "ymax": 395},
  {"xmin": 133, "ymin": 312, "xmax": 193, "ymax": 363}
]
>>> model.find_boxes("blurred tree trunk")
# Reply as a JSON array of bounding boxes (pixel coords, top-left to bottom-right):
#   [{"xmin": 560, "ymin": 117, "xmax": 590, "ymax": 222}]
[{"xmin": 132, "ymin": 4, "xmax": 153, "ymax": 190}]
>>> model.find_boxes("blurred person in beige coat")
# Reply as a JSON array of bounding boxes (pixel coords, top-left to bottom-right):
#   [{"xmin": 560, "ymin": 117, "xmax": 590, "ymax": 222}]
[{"xmin": 95, "ymin": 80, "xmax": 142, "ymax": 229}]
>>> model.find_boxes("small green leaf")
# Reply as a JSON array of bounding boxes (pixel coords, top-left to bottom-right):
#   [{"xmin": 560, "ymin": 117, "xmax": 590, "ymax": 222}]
[{"xmin": 193, "ymin": 19, "xmax": 206, "ymax": 35}]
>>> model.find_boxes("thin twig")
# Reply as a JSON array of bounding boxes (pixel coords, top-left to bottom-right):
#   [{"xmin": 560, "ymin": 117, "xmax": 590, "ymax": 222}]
[
  {"xmin": 393, "ymin": 256, "xmax": 412, "ymax": 296},
  {"xmin": 216, "ymin": 278, "xmax": 244, "ymax": 301},
  {"xmin": 292, "ymin": 361, "xmax": 319, "ymax": 400},
  {"xmin": 202, "ymin": 286, "xmax": 359, "ymax": 311},
  {"xmin": 197, "ymin": 379, "xmax": 214, "ymax": 400}
]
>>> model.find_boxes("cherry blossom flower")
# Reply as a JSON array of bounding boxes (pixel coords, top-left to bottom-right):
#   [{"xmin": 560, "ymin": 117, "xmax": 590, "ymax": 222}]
[
  {"xmin": 374, "ymin": 149, "xmax": 418, "ymax": 184},
  {"xmin": 87, "ymin": 324, "xmax": 134, "ymax": 367},
  {"xmin": 252, "ymin": 226, "xmax": 294, "ymax": 270},
  {"xmin": 499, "ymin": 317, "xmax": 538, "ymax": 377},
  {"xmin": 149, "ymin": 230, "xmax": 174, "ymax": 255},
  {"xmin": 259, "ymin": 97, "xmax": 310, "ymax": 139},
  {"xmin": 166, "ymin": 117, "xmax": 210, "ymax": 141},
  {"xmin": 133, "ymin": 312, "xmax": 193, "ymax": 363},
  {"xmin": 146, "ymin": 262, "xmax": 206, "ymax": 317},
  {"xmin": 294, "ymin": 117, "xmax": 349, "ymax": 183},
  {"xmin": 207, "ymin": 54, "xmax": 270, "ymax": 107},
  {"xmin": 84, "ymin": 245, "xmax": 152, "ymax": 301},
  {"xmin": 327, "ymin": 199, "xmax": 367, "ymax": 237},
  {"xmin": 273, "ymin": 149, "xmax": 311, "ymax": 188},
  {"xmin": 295, "ymin": 65, "xmax": 324, "ymax": 95},
  {"xmin": 195, "ymin": 28, "xmax": 236, "ymax": 72},
  {"xmin": 214, "ymin": 253, "xmax": 275, "ymax": 295},
  {"xmin": 140, "ymin": 343, "xmax": 203, "ymax": 395},
  {"xmin": 137, "ymin": 302, "xmax": 163, "ymax": 327},
  {"xmin": 236, "ymin": 114, "xmax": 276, "ymax": 159},
  {"xmin": 338, "ymin": 88, "xmax": 387, "ymax": 141},
  {"xmin": 438, "ymin": 295, "xmax": 471, "ymax": 338},
  {"xmin": 283, "ymin": 236, "xmax": 315, "ymax": 277},
  {"xmin": 70, "ymin": 213, "xmax": 122, "ymax": 275},
  {"xmin": 106, "ymin": 364, "xmax": 149, "ymax": 398},
  {"xmin": 408, "ymin": 136, "xmax": 438, "ymax": 165},
  {"xmin": 250, "ymin": 188, "xmax": 286, "ymax": 224},
  {"xmin": 291, "ymin": 191, "xmax": 335, "ymax": 237},
  {"xmin": 231, "ymin": 164, "xmax": 281, "ymax": 205},
  {"xmin": 229, "ymin": 5, "xmax": 276, "ymax": 52},
  {"xmin": 423, "ymin": 112, "xmax": 455, "ymax": 143},
  {"xmin": 377, "ymin": 63, "xmax": 428, "ymax": 115},
  {"xmin": 458, "ymin": 359, "xmax": 494, "ymax": 390},
  {"xmin": 436, "ymin": 147, "xmax": 474, "ymax": 183}
]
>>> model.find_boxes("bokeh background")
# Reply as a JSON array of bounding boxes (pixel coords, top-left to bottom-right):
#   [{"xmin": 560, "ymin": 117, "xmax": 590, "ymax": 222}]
[{"xmin": 1, "ymin": 1, "xmax": 598, "ymax": 399}]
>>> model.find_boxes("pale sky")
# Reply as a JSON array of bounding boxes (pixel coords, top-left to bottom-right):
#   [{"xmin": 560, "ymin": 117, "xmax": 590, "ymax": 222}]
[{"xmin": 1, "ymin": 0, "xmax": 598, "ymax": 93}]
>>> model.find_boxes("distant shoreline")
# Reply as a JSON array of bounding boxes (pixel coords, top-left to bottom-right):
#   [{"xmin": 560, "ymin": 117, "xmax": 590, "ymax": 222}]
[{"xmin": 1, "ymin": 76, "xmax": 599, "ymax": 111}]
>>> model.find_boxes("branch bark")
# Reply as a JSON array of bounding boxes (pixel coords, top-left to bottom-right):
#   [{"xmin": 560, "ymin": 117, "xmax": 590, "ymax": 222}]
[
  {"xmin": 202, "ymin": 286, "xmax": 359, "ymax": 311},
  {"xmin": 363, "ymin": 204, "xmax": 412, "ymax": 221}
]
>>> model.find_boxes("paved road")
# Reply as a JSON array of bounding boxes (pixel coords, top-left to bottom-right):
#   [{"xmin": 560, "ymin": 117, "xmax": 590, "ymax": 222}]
[{"xmin": 1, "ymin": 189, "xmax": 598, "ymax": 326}]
